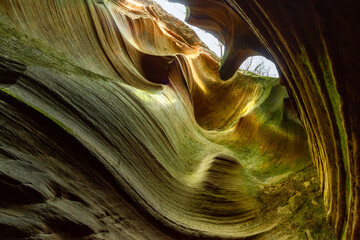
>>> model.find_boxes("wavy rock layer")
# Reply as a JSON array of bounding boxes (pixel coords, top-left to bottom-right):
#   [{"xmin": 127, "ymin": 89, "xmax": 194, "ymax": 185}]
[
  {"xmin": 174, "ymin": 0, "xmax": 360, "ymax": 239},
  {"xmin": 0, "ymin": 0, "xmax": 337, "ymax": 239}
]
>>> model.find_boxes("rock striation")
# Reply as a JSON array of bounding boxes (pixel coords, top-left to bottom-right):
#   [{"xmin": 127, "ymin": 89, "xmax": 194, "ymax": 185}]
[
  {"xmin": 172, "ymin": 0, "xmax": 360, "ymax": 239},
  {"xmin": 0, "ymin": 0, "xmax": 355, "ymax": 239}
]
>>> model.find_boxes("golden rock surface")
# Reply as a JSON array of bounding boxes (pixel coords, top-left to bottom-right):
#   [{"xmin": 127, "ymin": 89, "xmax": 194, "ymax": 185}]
[{"xmin": 0, "ymin": 0, "xmax": 352, "ymax": 239}]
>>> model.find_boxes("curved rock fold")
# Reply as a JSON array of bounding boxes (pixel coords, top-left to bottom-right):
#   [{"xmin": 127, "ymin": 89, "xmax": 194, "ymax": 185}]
[{"xmin": 0, "ymin": 0, "xmax": 354, "ymax": 239}]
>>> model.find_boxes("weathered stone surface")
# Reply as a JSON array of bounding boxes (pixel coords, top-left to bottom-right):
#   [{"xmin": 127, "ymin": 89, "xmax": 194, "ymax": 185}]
[
  {"xmin": 174, "ymin": 0, "xmax": 360, "ymax": 239},
  {"xmin": 0, "ymin": 0, "xmax": 351, "ymax": 239}
]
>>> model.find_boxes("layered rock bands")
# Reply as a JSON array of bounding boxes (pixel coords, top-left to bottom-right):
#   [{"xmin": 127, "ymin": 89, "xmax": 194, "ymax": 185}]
[{"xmin": 0, "ymin": 0, "xmax": 356, "ymax": 239}]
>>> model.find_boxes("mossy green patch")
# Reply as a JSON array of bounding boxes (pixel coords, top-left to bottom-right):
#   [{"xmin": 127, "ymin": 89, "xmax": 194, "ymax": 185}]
[
  {"xmin": 0, "ymin": 18, "xmax": 110, "ymax": 83},
  {"xmin": 0, "ymin": 88, "xmax": 72, "ymax": 134}
]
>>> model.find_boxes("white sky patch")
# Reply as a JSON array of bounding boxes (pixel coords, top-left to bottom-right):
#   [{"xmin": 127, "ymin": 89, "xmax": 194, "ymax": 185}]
[{"xmin": 152, "ymin": 0, "xmax": 279, "ymax": 77}]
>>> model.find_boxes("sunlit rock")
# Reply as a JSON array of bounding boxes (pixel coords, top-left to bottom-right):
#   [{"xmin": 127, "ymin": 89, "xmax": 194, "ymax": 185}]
[
  {"xmin": 0, "ymin": 0, "xmax": 355, "ymax": 239},
  {"xmin": 175, "ymin": 0, "xmax": 360, "ymax": 239}
]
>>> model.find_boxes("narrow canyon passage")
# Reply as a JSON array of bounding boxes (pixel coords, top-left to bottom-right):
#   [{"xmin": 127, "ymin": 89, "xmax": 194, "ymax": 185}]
[{"xmin": 0, "ymin": 0, "xmax": 358, "ymax": 239}]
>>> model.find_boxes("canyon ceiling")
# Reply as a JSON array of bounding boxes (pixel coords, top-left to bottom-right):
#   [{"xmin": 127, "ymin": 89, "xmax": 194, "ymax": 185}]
[{"xmin": 0, "ymin": 0, "xmax": 358, "ymax": 239}]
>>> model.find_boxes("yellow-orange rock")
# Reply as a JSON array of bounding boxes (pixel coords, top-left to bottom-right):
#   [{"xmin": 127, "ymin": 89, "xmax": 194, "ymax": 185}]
[{"xmin": 0, "ymin": 0, "xmax": 350, "ymax": 239}]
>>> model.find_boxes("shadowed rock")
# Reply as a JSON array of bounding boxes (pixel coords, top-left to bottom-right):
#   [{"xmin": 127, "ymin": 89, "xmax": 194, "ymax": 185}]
[{"xmin": 0, "ymin": 0, "xmax": 353, "ymax": 239}]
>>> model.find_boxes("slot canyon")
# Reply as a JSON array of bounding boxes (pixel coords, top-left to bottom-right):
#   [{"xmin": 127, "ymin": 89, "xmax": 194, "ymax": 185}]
[{"xmin": 0, "ymin": 0, "xmax": 359, "ymax": 239}]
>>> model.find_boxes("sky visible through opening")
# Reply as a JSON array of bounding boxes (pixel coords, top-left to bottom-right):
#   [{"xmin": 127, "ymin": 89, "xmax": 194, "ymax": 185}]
[{"xmin": 153, "ymin": 0, "xmax": 279, "ymax": 78}]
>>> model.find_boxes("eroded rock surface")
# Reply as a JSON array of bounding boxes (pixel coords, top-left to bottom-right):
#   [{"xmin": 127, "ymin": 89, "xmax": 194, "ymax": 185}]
[
  {"xmin": 0, "ymin": 0, "xmax": 347, "ymax": 239},
  {"xmin": 175, "ymin": 0, "xmax": 360, "ymax": 239}
]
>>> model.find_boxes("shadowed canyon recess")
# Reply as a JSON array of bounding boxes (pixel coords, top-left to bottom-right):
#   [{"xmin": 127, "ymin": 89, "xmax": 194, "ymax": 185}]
[{"xmin": 0, "ymin": 0, "xmax": 359, "ymax": 239}]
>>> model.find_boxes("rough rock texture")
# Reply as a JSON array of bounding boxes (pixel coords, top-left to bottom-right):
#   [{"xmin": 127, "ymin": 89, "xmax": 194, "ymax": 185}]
[
  {"xmin": 0, "ymin": 0, "xmax": 349, "ymax": 239},
  {"xmin": 172, "ymin": 0, "xmax": 359, "ymax": 239}
]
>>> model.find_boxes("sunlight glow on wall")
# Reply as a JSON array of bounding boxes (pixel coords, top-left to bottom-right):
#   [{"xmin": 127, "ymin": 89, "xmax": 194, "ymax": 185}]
[{"xmin": 152, "ymin": 0, "xmax": 279, "ymax": 77}]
